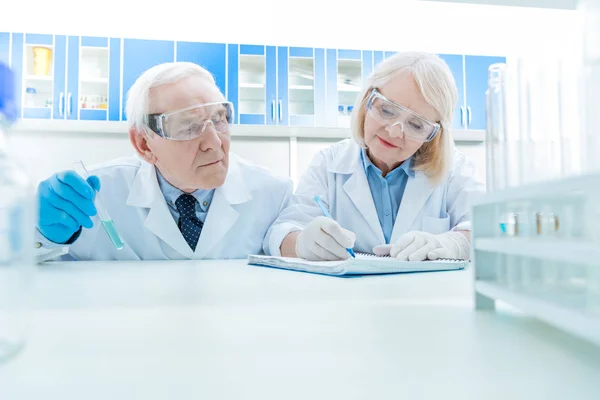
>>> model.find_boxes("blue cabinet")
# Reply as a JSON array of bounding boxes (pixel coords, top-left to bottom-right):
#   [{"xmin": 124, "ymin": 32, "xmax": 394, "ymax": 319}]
[
  {"xmin": 464, "ymin": 55, "xmax": 506, "ymax": 130},
  {"xmin": 0, "ymin": 31, "xmax": 505, "ymax": 132},
  {"xmin": 176, "ymin": 42, "xmax": 226, "ymax": 96},
  {"xmin": 0, "ymin": 33, "xmax": 9, "ymax": 65},
  {"xmin": 122, "ymin": 39, "xmax": 175, "ymax": 121},
  {"xmin": 7, "ymin": 33, "xmax": 120, "ymax": 121},
  {"xmin": 232, "ymin": 44, "xmax": 327, "ymax": 127},
  {"xmin": 439, "ymin": 54, "xmax": 465, "ymax": 130}
]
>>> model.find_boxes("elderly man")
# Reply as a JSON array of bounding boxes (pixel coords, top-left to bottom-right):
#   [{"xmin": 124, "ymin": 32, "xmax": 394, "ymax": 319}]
[{"xmin": 35, "ymin": 62, "xmax": 293, "ymax": 260}]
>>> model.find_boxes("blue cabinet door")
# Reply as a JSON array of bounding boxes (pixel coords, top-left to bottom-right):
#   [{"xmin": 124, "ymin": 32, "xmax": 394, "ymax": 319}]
[
  {"xmin": 0, "ymin": 32, "xmax": 9, "ymax": 64},
  {"xmin": 52, "ymin": 35, "xmax": 67, "ymax": 120},
  {"xmin": 373, "ymin": 51, "xmax": 384, "ymax": 68},
  {"xmin": 227, "ymin": 44, "xmax": 239, "ymax": 123},
  {"xmin": 439, "ymin": 54, "xmax": 465, "ymax": 130},
  {"xmin": 176, "ymin": 42, "xmax": 226, "ymax": 95},
  {"xmin": 277, "ymin": 46, "xmax": 288, "ymax": 125},
  {"xmin": 8, "ymin": 33, "xmax": 23, "ymax": 119},
  {"xmin": 122, "ymin": 39, "xmax": 174, "ymax": 121},
  {"xmin": 109, "ymin": 38, "xmax": 121, "ymax": 121},
  {"xmin": 314, "ymin": 48, "xmax": 326, "ymax": 127},
  {"xmin": 66, "ymin": 36, "xmax": 79, "ymax": 120},
  {"xmin": 265, "ymin": 46, "xmax": 277, "ymax": 126},
  {"xmin": 362, "ymin": 50, "xmax": 373, "ymax": 85},
  {"xmin": 465, "ymin": 55, "xmax": 506, "ymax": 130}
]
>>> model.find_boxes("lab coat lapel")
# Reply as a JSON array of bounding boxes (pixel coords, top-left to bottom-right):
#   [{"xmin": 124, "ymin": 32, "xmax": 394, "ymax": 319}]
[
  {"xmin": 330, "ymin": 142, "xmax": 385, "ymax": 244},
  {"xmin": 126, "ymin": 161, "xmax": 194, "ymax": 259},
  {"xmin": 390, "ymin": 171, "xmax": 435, "ymax": 243},
  {"xmin": 193, "ymin": 158, "xmax": 252, "ymax": 259}
]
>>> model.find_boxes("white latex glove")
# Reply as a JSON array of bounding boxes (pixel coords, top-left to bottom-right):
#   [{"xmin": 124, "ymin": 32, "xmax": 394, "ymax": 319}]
[
  {"xmin": 295, "ymin": 216, "xmax": 356, "ymax": 261},
  {"xmin": 372, "ymin": 231, "xmax": 470, "ymax": 261}
]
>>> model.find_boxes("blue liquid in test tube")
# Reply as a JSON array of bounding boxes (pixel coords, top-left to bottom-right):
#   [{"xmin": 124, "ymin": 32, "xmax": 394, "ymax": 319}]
[{"xmin": 74, "ymin": 161, "xmax": 124, "ymax": 250}]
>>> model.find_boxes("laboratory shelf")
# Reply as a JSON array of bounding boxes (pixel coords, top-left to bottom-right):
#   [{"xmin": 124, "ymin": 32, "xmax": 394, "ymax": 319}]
[
  {"xmin": 471, "ymin": 173, "xmax": 600, "ymax": 207},
  {"xmin": 474, "ymin": 238, "xmax": 600, "ymax": 267},
  {"xmin": 476, "ymin": 281, "xmax": 600, "ymax": 347},
  {"xmin": 473, "ymin": 171, "xmax": 600, "ymax": 348}
]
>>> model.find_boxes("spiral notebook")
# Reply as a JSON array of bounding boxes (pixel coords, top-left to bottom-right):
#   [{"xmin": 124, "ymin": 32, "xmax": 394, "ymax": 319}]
[{"xmin": 247, "ymin": 253, "xmax": 468, "ymax": 276}]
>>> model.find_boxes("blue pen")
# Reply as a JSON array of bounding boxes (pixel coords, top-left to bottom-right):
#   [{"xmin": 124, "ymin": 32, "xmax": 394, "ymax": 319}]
[{"xmin": 313, "ymin": 195, "xmax": 356, "ymax": 258}]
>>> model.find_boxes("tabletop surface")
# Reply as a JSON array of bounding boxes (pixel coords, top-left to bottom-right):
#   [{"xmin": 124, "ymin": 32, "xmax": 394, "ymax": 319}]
[{"xmin": 1, "ymin": 260, "xmax": 599, "ymax": 400}]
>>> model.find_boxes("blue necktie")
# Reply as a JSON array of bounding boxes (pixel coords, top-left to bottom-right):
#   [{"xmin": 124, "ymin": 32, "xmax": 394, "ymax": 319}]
[{"xmin": 175, "ymin": 194, "xmax": 203, "ymax": 251}]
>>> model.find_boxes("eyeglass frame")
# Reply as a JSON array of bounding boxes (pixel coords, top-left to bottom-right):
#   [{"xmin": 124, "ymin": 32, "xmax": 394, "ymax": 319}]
[
  {"xmin": 146, "ymin": 101, "xmax": 235, "ymax": 140},
  {"xmin": 365, "ymin": 88, "xmax": 441, "ymax": 143}
]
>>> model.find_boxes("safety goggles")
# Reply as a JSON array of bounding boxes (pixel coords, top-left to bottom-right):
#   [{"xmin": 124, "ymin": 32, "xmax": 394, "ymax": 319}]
[
  {"xmin": 148, "ymin": 101, "xmax": 234, "ymax": 141},
  {"xmin": 366, "ymin": 88, "xmax": 440, "ymax": 142}
]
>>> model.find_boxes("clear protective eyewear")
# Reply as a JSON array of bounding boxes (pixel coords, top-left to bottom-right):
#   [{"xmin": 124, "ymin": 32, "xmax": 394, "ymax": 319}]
[
  {"xmin": 148, "ymin": 101, "xmax": 234, "ymax": 141},
  {"xmin": 366, "ymin": 88, "xmax": 441, "ymax": 142}
]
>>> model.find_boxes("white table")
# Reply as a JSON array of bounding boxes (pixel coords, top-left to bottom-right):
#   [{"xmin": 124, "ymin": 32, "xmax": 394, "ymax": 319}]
[{"xmin": 1, "ymin": 260, "xmax": 599, "ymax": 400}]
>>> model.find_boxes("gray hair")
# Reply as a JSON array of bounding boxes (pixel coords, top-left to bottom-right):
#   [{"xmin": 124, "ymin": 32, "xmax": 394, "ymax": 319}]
[
  {"xmin": 351, "ymin": 51, "xmax": 458, "ymax": 182},
  {"xmin": 125, "ymin": 62, "xmax": 218, "ymax": 133}
]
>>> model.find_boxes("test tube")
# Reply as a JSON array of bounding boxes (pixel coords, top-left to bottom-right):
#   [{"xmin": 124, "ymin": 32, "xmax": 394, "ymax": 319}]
[{"xmin": 73, "ymin": 161, "xmax": 124, "ymax": 250}]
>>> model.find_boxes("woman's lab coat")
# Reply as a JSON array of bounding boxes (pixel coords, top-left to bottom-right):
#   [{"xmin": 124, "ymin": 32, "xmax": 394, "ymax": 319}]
[
  {"xmin": 37, "ymin": 154, "xmax": 293, "ymax": 261},
  {"xmin": 265, "ymin": 139, "xmax": 483, "ymax": 255}
]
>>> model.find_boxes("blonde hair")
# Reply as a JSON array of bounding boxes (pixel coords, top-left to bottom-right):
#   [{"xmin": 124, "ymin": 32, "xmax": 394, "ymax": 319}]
[
  {"xmin": 125, "ymin": 62, "xmax": 218, "ymax": 135},
  {"xmin": 351, "ymin": 51, "xmax": 457, "ymax": 183}
]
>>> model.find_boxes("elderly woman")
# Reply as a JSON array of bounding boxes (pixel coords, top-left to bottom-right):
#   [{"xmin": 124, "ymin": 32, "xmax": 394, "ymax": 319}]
[{"xmin": 266, "ymin": 51, "xmax": 483, "ymax": 261}]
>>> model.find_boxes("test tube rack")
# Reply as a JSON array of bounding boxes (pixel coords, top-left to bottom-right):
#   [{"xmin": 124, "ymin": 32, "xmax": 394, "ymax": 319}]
[{"xmin": 472, "ymin": 172, "xmax": 600, "ymax": 347}]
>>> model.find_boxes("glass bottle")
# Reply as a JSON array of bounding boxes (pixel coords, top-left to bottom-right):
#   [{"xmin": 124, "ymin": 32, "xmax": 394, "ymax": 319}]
[{"xmin": 0, "ymin": 62, "xmax": 36, "ymax": 363}]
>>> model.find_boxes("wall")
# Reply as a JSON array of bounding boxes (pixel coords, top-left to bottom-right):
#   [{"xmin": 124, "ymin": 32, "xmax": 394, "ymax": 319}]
[{"xmin": 4, "ymin": 0, "xmax": 579, "ymax": 186}]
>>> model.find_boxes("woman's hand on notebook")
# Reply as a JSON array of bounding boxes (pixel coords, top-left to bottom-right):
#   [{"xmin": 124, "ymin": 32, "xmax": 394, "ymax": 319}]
[
  {"xmin": 372, "ymin": 231, "xmax": 470, "ymax": 261},
  {"xmin": 295, "ymin": 216, "xmax": 356, "ymax": 261}
]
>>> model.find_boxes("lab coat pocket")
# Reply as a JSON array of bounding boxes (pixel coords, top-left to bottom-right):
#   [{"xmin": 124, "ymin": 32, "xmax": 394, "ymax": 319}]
[{"xmin": 422, "ymin": 214, "xmax": 450, "ymax": 234}]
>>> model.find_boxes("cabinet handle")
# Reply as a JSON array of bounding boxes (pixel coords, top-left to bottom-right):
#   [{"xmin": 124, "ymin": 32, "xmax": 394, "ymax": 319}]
[
  {"xmin": 460, "ymin": 106, "xmax": 466, "ymax": 128},
  {"xmin": 278, "ymin": 99, "xmax": 282, "ymax": 122},
  {"xmin": 67, "ymin": 92, "xmax": 72, "ymax": 117},
  {"xmin": 271, "ymin": 100, "xmax": 276, "ymax": 122},
  {"xmin": 59, "ymin": 92, "xmax": 64, "ymax": 117},
  {"xmin": 467, "ymin": 106, "xmax": 472, "ymax": 127}
]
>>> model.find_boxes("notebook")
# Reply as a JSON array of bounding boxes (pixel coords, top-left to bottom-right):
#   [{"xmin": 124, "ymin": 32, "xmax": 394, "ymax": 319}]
[{"xmin": 247, "ymin": 253, "xmax": 468, "ymax": 276}]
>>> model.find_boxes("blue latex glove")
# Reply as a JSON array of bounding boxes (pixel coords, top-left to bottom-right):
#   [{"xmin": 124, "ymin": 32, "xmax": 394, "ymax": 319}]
[{"xmin": 37, "ymin": 170, "xmax": 101, "ymax": 244}]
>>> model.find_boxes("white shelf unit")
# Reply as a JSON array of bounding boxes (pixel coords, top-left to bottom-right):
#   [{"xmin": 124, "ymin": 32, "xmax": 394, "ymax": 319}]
[
  {"xmin": 289, "ymin": 57, "xmax": 315, "ymax": 117},
  {"xmin": 79, "ymin": 46, "xmax": 109, "ymax": 111},
  {"xmin": 472, "ymin": 173, "xmax": 600, "ymax": 347},
  {"xmin": 337, "ymin": 59, "xmax": 362, "ymax": 121},
  {"xmin": 239, "ymin": 55, "xmax": 266, "ymax": 115},
  {"xmin": 23, "ymin": 44, "xmax": 54, "ymax": 109}
]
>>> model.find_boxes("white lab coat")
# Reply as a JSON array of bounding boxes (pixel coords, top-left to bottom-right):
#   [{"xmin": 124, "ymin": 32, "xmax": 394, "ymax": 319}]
[
  {"xmin": 37, "ymin": 154, "xmax": 293, "ymax": 261},
  {"xmin": 266, "ymin": 139, "xmax": 483, "ymax": 255}
]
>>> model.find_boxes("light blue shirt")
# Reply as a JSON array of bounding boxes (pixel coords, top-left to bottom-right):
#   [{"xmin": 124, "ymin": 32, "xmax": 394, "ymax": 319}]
[
  {"xmin": 156, "ymin": 169, "xmax": 214, "ymax": 225},
  {"xmin": 360, "ymin": 148, "xmax": 413, "ymax": 244}
]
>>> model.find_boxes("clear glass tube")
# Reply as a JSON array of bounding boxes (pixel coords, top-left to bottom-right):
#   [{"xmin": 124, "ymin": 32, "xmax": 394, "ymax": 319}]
[
  {"xmin": 73, "ymin": 161, "xmax": 124, "ymax": 250},
  {"xmin": 485, "ymin": 63, "xmax": 509, "ymax": 192},
  {"xmin": 580, "ymin": 0, "xmax": 600, "ymax": 173}
]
